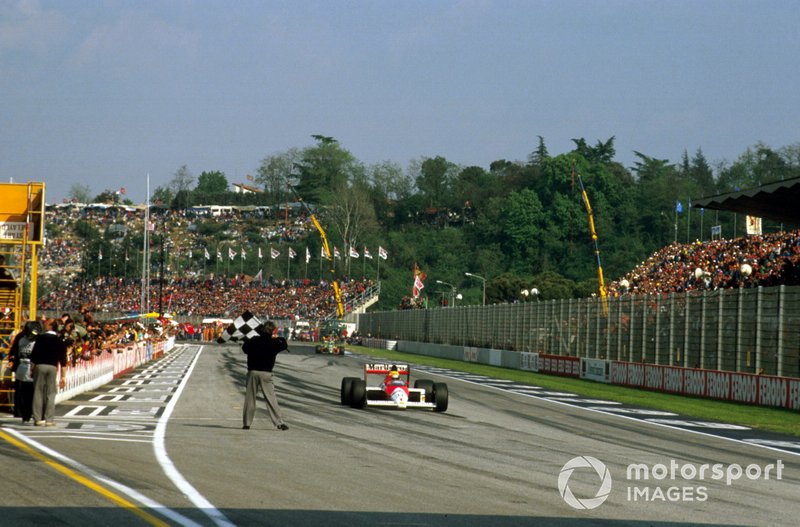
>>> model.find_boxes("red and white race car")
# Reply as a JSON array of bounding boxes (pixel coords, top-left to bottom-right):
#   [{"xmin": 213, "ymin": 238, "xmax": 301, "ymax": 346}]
[{"xmin": 340, "ymin": 363, "xmax": 448, "ymax": 412}]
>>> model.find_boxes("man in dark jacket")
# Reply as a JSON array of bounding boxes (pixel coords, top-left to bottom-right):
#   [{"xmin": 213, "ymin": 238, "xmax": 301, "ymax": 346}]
[
  {"xmin": 241, "ymin": 320, "xmax": 289, "ymax": 431},
  {"xmin": 30, "ymin": 318, "xmax": 68, "ymax": 426}
]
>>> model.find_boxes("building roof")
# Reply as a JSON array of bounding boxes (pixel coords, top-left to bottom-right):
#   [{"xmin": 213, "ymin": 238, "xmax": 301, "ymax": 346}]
[{"xmin": 691, "ymin": 176, "xmax": 800, "ymax": 226}]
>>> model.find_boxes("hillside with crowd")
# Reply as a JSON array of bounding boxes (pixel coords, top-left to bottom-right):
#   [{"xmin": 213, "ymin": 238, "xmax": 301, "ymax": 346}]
[
  {"xmin": 607, "ymin": 230, "xmax": 800, "ymax": 296},
  {"xmin": 37, "ymin": 202, "xmax": 371, "ymax": 320},
  {"xmin": 33, "ymin": 200, "xmax": 800, "ymax": 316}
]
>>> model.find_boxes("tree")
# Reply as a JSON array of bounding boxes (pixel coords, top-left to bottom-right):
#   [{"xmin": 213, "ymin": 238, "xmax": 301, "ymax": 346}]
[
  {"xmin": 295, "ymin": 135, "xmax": 363, "ymax": 205},
  {"xmin": 170, "ymin": 165, "xmax": 195, "ymax": 195},
  {"xmin": 453, "ymin": 166, "xmax": 498, "ymax": 215},
  {"xmin": 68, "ymin": 183, "xmax": 92, "ymax": 203},
  {"xmin": 366, "ymin": 160, "xmax": 413, "ymax": 223},
  {"xmin": 571, "ymin": 137, "xmax": 616, "ymax": 164},
  {"xmin": 151, "ymin": 185, "xmax": 174, "ymax": 206},
  {"xmin": 255, "ymin": 148, "xmax": 301, "ymax": 204},
  {"xmin": 326, "ymin": 183, "xmax": 379, "ymax": 266},
  {"xmin": 414, "ymin": 156, "xmax": 457, "ymax": 208},
  {"xmin": 92, "ymin": 190, "xmax": 120, "ymax": 204},
  {"xmin": 689, "ymin": 148, "xmax": 715, "ymax": 195},
  {"xmin": 497, "ymin": 189, "xmax": 546, "ymax": 265},
  {"xmin": 528, "ymin": 135, "xmax": 549, "ymax": 166},
  {"xmin": 195, "ymin": 171, "xmax": 229, "ymax": 194}
]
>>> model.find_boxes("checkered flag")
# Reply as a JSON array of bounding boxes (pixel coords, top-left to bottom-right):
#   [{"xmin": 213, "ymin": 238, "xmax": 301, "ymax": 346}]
[{"xmin": 217, "ymin": 311, "xmax": 263, "ymax": 342}]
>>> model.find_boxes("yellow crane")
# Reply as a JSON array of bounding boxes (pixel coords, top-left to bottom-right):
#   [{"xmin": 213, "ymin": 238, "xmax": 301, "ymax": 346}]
[
  {"xmin": 285, "ymin": 183, "xmax": 344, "ymax": 319},
  {"xmin": 574, "ymin": 165, "xmax": 608, "ymax": 315}
]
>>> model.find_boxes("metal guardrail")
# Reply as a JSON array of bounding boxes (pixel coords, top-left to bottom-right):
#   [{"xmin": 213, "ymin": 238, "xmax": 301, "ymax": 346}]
[{"xmin": 356, "ymin": 285, "xmax": 800, "ymax": 379}]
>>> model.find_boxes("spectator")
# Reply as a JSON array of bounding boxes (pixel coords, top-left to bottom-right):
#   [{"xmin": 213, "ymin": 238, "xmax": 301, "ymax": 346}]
[
  {"xmin": 7, "ymin": 320, "xmax": 41, "ymax": 423},
  {"xmin": 30, "ymin": 319, "xmax": 68, "ymax": 426}
]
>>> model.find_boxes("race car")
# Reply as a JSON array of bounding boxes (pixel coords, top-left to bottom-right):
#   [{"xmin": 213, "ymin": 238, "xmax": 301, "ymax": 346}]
[
  {"xmin": 315, "ymin": 336, "xmax": 345, "ymax": 355},
  {"xmin": 340, "ymin": 363, "xmax": 448, "ymax": 412}
]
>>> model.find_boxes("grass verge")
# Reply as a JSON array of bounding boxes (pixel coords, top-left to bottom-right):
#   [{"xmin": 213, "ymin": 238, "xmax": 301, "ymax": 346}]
[{"xmin": 352, "ymin": 346, "xmax": 800, "ymax": 438}]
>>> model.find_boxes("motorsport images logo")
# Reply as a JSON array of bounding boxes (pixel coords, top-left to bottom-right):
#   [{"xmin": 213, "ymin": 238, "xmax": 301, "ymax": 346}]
[{"xmin": 558, "ymin": 456, "xmax": 612, "ymax": 510}]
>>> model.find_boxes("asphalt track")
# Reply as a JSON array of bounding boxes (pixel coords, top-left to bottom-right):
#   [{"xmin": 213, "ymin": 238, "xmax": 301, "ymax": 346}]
[{"xmin": 1, "ymin": 342, "xmax": 798, "ymax": 526}]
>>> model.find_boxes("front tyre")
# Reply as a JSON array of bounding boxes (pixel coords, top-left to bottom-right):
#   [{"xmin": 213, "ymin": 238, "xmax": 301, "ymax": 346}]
[{"xmin": 433, "ymin": 382, "xmax": 449, "ymax": 412}]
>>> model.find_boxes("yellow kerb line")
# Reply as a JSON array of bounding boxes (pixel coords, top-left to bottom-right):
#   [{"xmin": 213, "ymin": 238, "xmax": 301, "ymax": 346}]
[{"xmin": 0, "ymin": 430, "xmax": 170, "ymax": 527}]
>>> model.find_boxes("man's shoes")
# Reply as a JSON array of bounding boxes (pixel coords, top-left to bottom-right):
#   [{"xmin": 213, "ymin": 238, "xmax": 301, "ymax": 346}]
[
  {"xmin": 34, "ymin": 420, "xmax": 46, "ymax": 426},
  {"xmin": 242, "ymin": 425, "xmax": 250, "ymax": 430},
  {"xmin": 277, "ymin": 424, "xmax": 289, "ymax": 431},
  {"xmin": 45, "ymin": 422, "xmax": 56, "ymax": 427}
]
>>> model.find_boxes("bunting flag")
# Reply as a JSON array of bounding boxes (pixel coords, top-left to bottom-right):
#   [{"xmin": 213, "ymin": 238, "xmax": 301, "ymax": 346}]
[
  {"xmin": 333, "ymin": 246, "xmax": 341, "ymax": 259},
  {"xmin": 258, "ymin": 247, "xmax": 263, "ymax": 259},
  {"xmin": 378, "ymin": 246, "xmax": 388, "ymax": 260},
  {"xmin": 349, "ymin": 245, "xmax": 359, "ymax": 258},
  {"xmin": 363, "ymin": 247, "xmax": 373, "ymax": 259},
  {"xmin": 254, "ymin": 269, "xmax": 263, "ymax": 282},
  {"xmin": 228, "ymin": 247, "xmax": 236, "ymax": 260},
  {"xmin": 412, "ymin": 263, "xmax": 427, "ymax": 299},
  {"xmin": 217, "ymin": 250, "xmax": 222, "ymax": 261},
  {"xmin": 289, "ymin": 247, "xmax": 297, "ymax": 259},
  {"xmin": 306, "ymin": 247, "xmax": 311, "ymax": 264},
  {"xmin": 271, "ymin": 248, "xmax": 280, "ymax": 259},
  {"xmin": 241, "ymin": 248, "xmax": 246, "ymax": 260}
]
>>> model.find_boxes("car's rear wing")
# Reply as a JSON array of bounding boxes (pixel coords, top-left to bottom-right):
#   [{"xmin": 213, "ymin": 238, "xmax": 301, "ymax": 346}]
[{"xmin": 364, "ymin": 363, "xmax": 409, "ymax": 375}]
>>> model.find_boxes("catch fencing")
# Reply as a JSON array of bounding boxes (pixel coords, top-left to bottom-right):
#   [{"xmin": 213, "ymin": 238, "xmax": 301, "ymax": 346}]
[{"xmin": 357, "ymin": 285, "xmax": 800, "ymax": 379}]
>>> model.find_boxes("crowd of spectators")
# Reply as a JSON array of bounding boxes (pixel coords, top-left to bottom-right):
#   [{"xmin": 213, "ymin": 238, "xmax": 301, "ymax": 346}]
[
  {"xmin": 607, "ymin": 230, "xmax": 800, "ymax": 296},
  {"xmin": 38, "ymin": 275, "xmax": 372, "ymax": 319},
  {"xmin": 37, "ymin": 202, "xmax": 371, "ymax": 320},
  {"xmin": 1, "ymin": 309, "xmax": 173, "ymax": 365}
]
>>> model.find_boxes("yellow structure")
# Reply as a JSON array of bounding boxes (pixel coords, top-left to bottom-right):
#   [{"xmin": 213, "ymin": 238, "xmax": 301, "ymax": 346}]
[{"xmin": 0, "ymin": 181, "xmax": 45, "ymax": 413}]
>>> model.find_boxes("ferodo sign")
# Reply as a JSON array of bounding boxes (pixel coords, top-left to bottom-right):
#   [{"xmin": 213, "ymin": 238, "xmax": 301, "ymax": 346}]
[
  {"xmin": 731, "ymin": 373, "xmax": 758, "ymax": 404},
  {"xmin": 759, "ymin": 376, "xmax": 788, "ymax": 407},
  {"xmin": 605, "ymin": 360, "xmax": 799, "ymax": 411},
  {"xmin": 540, "ymin": 354, "xmax": 580, "ymax": 377},
  {"xmin": 789, "ymin": 380, "xmax": 800, "ymax": 410}
]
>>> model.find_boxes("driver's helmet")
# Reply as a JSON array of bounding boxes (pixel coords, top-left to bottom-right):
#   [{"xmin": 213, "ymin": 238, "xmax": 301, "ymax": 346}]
[{"xmin": 389, "ymin": 365, "xmax": 400, "ymax": 379}]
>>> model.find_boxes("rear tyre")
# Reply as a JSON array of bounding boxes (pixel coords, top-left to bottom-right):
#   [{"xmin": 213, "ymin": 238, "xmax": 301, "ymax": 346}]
[
  {"xmin": 340, "ymin": 377, "xmax": 357, "ymax": 405},
  {"xmin": 433, "ymin": 382, "xmax": 449, "ymax": 412},
  {"xmin": 349, "ymin": 379, "xmax": 367, "ymax": 409}
]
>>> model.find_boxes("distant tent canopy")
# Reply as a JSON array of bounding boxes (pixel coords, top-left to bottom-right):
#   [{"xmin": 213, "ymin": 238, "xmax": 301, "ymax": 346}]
[{"xmin": 692, "ymin": 177, "xmax": 800, "ymax": 226}]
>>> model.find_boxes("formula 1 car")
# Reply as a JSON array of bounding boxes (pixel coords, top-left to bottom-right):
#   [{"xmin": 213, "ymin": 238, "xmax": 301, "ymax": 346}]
[
  {"xmin": 315, "ymin": 336, "xmax": 345, "ymax": 355},
  {"xmin": 340, "ymin": 363, "xmax": 448, "ymax": 412}
]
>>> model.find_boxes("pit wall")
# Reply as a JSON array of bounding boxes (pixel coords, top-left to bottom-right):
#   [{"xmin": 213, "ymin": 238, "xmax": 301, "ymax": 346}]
[
  {"xmin": 366, "ymin": 338, "xmax": 800, "ymax": 411},
  {"xmin": 55, "ymin": 337, "xmax": 175, "ymax": 404}
]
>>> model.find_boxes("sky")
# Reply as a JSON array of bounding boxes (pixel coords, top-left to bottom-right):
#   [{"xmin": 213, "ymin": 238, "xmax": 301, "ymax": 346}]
[{"xmin": 1, "ymin": 0, "xmax": 799, "ymax": 205}]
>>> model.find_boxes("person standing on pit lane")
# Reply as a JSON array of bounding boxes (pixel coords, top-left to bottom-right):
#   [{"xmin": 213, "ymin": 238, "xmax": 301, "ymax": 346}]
[
  {"xmin": 30, "ymin": 318, "xmax": 68, "ymax": 426},
  {"xmin": 7, "ymin": 320, "xmax": 41, "ymax": 423},
  {"xmin": 241, "ymin": 320, "xmax": 289, "ymax": 431}
]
